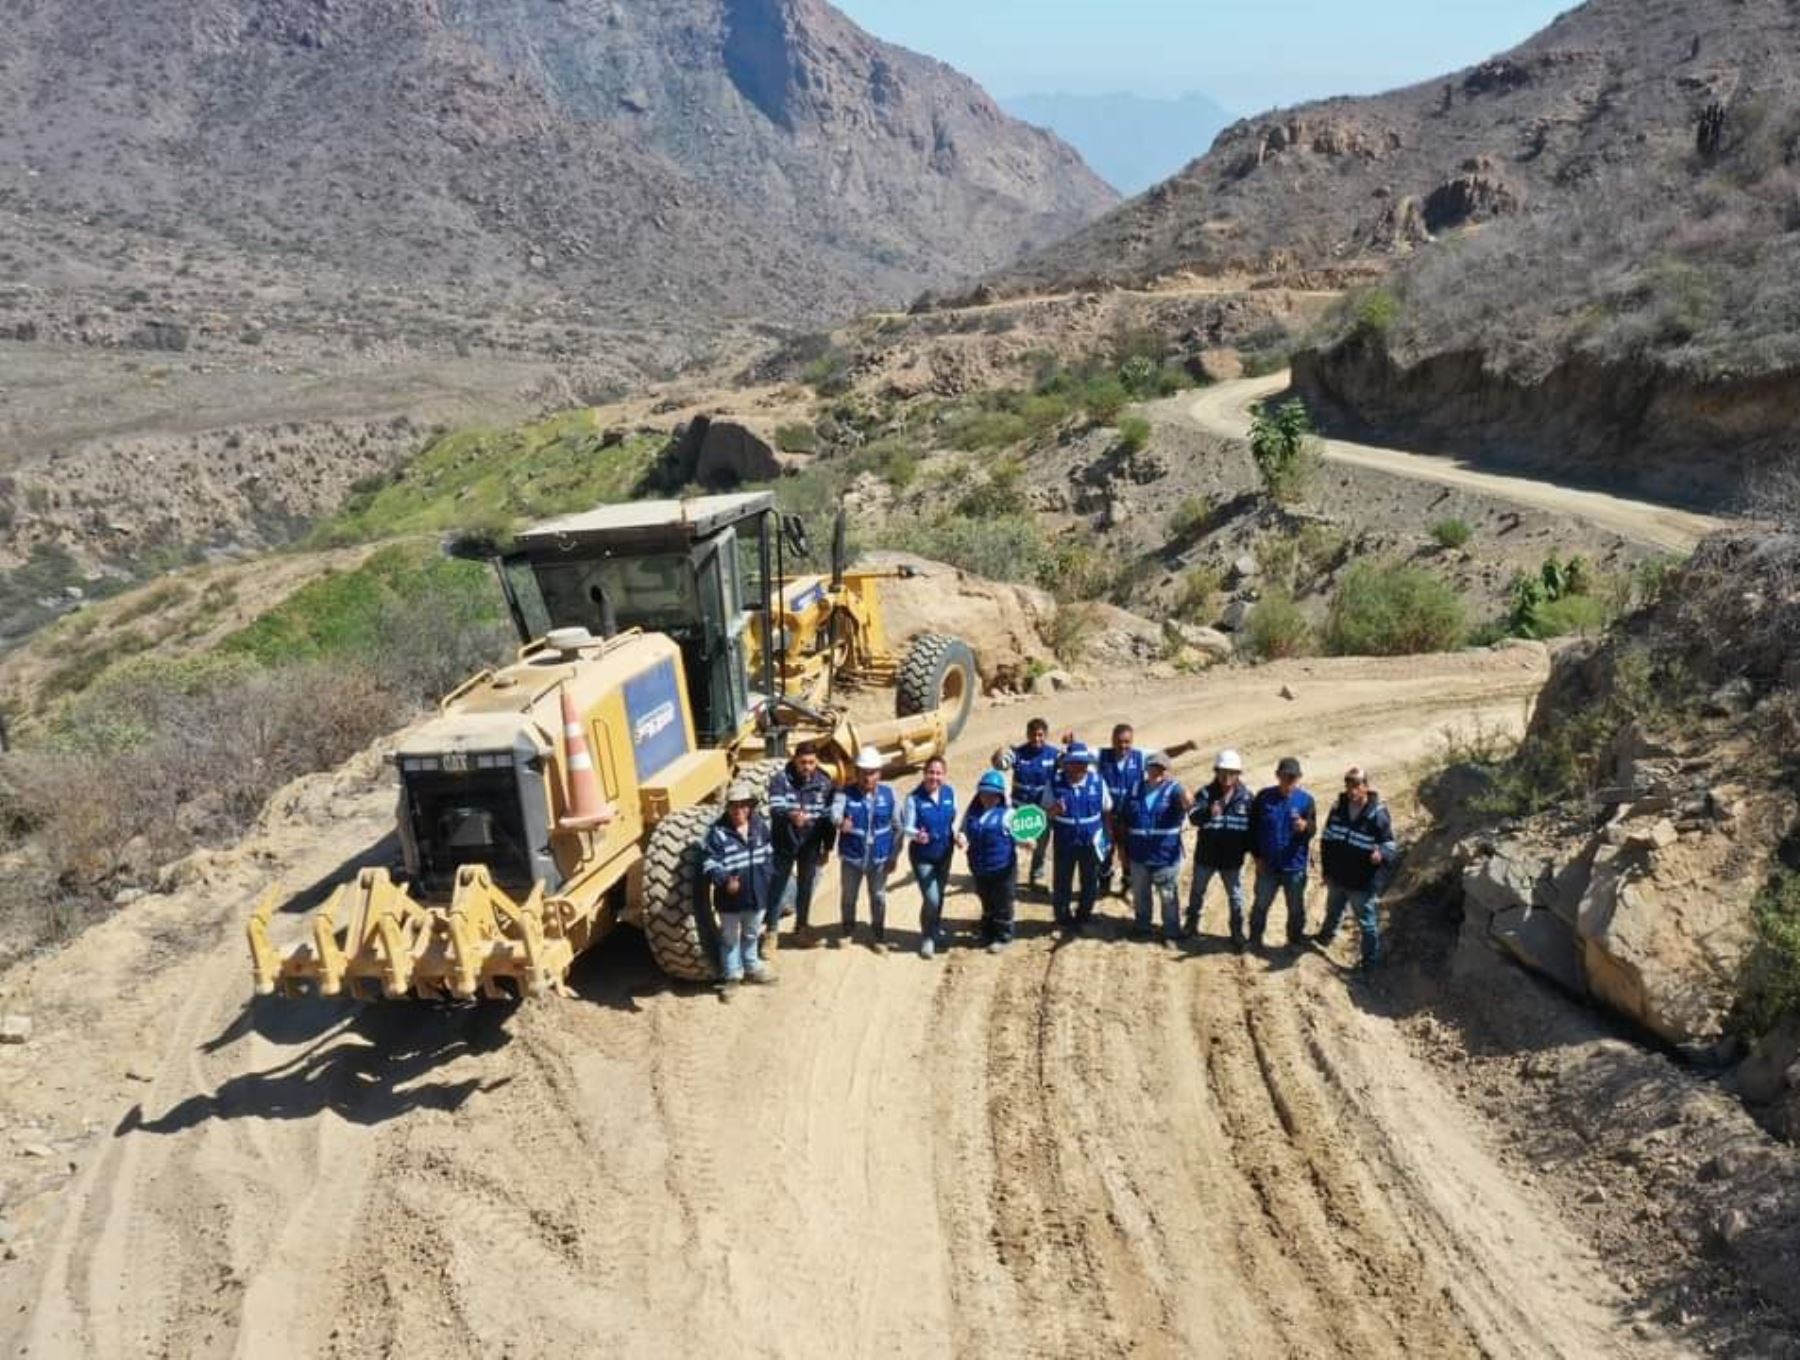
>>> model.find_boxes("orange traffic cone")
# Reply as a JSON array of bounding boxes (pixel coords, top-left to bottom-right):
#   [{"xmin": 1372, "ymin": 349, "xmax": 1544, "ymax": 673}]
[{"xmin": 559, "ymin": 687, "xmax": 615, "ymax": 831}]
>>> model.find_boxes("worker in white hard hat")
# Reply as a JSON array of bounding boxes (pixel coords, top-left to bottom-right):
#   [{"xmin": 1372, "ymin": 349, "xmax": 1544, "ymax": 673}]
[
  {"xmin": 1186, "ymin": 748, "xmax": 1255, "ymax": 951},
  {"xmin": 702, "ymin": 781, "xmax": 776, "ymax": 989},
  {"xmin": 831, "ymin": 746, "xmax": 903, "ymax": 951}
]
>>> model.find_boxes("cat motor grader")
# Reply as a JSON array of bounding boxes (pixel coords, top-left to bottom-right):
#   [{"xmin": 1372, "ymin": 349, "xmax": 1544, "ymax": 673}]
[{"xmin": 248, "ymin": 492, "xmax": 978, "ymax": 999}]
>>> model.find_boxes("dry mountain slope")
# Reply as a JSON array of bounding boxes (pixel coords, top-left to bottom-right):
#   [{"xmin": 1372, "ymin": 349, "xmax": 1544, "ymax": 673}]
[
  {"xmin": 0, "ymin": 0, "xmax": 1112, "ymax": 334},
  {"xmin": 990, "ymin": 0, "xmax": 1793, "ymax": 294}
]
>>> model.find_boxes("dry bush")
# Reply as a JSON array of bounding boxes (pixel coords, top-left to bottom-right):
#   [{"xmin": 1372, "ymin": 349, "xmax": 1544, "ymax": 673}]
[{"xmin": 0, "ymin": 661, "xmax": 406, "ymax": 951}]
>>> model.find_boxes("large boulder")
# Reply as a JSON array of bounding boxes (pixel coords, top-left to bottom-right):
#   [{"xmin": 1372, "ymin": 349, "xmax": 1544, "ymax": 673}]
[
  {"xmin": 858, "ymin": 552, "xmax": 1056, "ymax": 687},
  {"xmin": 654, "ymin": 416, "xmax": 783, "ymax": 490}
]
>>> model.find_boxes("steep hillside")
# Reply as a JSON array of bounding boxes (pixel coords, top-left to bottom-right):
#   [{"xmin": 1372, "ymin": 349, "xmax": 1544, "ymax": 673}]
[
  {"xmin": 990, "ymin": 0, "xmax": 1796, "ymax": 296},
  {"xmin": 0, "ymin": 0, "xmax": 1112, "ymax": 335}
]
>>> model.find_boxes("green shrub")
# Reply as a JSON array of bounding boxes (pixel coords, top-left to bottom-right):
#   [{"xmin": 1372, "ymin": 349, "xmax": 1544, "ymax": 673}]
[
  {"xmin": 1735, "ymin": 871, "xmax": 1800, "ymax": 1036},
  {"xmin": 1080, "ymin": 377, "xmax": 1130, "ymax": 425},
  {"xmin": 775, "ymin": 422, "xmax": 820, "ymax": 454},
  {"xmin": 1173, "ymin": 566, "xmax": 1222, "ymax": 622},
  {"xmin": 1324, "ymin": 561, "xmax": 1468, "ymax": 656},
  {"xmin": 1169, "ymin": 496, "xmax": 1214, "ymax": 540},
  {"xmin": 1351, "ymin": 287, "xmax": 1401, "ymax": 336},
  {"xmin": 1039, "ymin": 541, "xmax": 1117, "ymax": 603},
  {"xmin": 1255, "ymin": 535, "xmax": 1302, "ymax": 592},
  {"xmin": 1248, "ymin": 399, "xmax": 1323, "ymax": 505},
  {"xmin": 1243, "ymin": 589, "xmax": 1312, "ymax": 660},
  {"xmin": 891, "ymin": 514, "xmax": 1046, "ymax": 585},
  {"xmin": 1048, "ymin": 602, "xmax": 1101, "ymax": 662},
  {"xmin": 802, "ymin": 349, "xmax": 853, "ymax": 396},
  {"xmin": 1117, "ymin": 416, "xmax": 1152, "ymax": 454},
  {"xmin": 954, "ymin": 461, "xmax": 1029, "ymax": 519},
  {"xmin": 1296, "ymin": 523, "xmax": 1347, "ymax": 577},
  {"xmin": 1431, "ymin": 518, "xmax": 1474, "ymax": 550},
  {"xmin": 1524, "ymin": 593, "xmax": 1611, "ymax": 638}
]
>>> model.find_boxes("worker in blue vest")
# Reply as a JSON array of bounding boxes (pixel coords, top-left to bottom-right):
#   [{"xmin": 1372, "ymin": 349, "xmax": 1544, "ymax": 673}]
[
  {"xmin": 1097, "ymin": 723, "xmax": 1145, "ymax": 897},
  {"xmin": 993, "ymin": 717, "xmax": 1059, "ymax": 891},
  {"xmin": 1098, "ymin": 725, "xmax": 1200, "ymax": 895},
  {"xmin": 701, "ymin": 781, "xmax": 776, "ymax": 989},
  {"xmin": 1250, "ymin": 756, "xmax": 1318, "ymax": 951},
  {"xmin": 765, "ymin": 741, "xmax": 838, "ymax": 948},
  {"xmin": 1041, "ymin": 742, "xmax": 1111, "ymax": 933},
  {"xmin": 831, "ymin": 745, "xmax": 902, "ymax": 951},
  {"xmin": 1187, "ymin": 748, "xmax": 1255, "ymax": 951},
  {"xmin": 1120, "ymin": 750, "xmax": 1192, "ymax": 942},
  {"xmin": 961, "ymin": 770, "xmax": 1018, "ymax": 954},
  {"xmin": 1316, "ymin": 765, "xmax": 1400, "ymax": 971},
  {"xmin": 899, "ymin": 755, "xmax": 962, "ymax": 959}
]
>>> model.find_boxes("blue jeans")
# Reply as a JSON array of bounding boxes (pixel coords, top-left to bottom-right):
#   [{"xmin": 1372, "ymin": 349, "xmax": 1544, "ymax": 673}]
[
  {"xmin": 1250, "ymin": 866, "xmax": 1309, "ymax": 945},
  {"xmin": 1322, "ymin": 884, "xmax": 1382, "ymax": 965},
  {"xmin": 1052, "ymin": 842, "xmax": 1100, "ymax": 926},
  {"xmin": 718, "ymin": 908, "xmax": 763, "ymax": 981},
  {"xmin": 912, "ymin": 855, "xmax": 952, "ymax": 941},
  {"xmin": 840, "ymin": 860, "xmax": 890, "ymax": 936},
  {"xmin": 768, "ymin": 851, "xmax": 823, "ymax": 932},
  {"xmin": 1025, "ymin": 833, "xmax": 1049, "ymax": 885},
  {"xmin": 1188, "ymin": 863, "xmax": 1246, "ymax": 938},
  {"xmin": 1131, "ymin": 862, "xmax": 1182, "ymax": 936}
]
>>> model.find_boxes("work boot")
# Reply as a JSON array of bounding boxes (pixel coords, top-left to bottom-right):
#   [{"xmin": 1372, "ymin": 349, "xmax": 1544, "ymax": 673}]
[
  {"xmin": 986, "ymin": 940, "xmax": 1007, "ymax": 955},
  {"xmin": 763, "ymin": 926, "xmax": 780, "ymax": 955},
  {"xmin": 747, "ymin": 965, "xmax": 777, "ymax": 986},
  {"xmin": 1231, "ymin": 933, "xmax": 1247, "ymax": 956},
  {"xmin": 920, "ymin": 936, "xmax": 936, "ymax": 960}
]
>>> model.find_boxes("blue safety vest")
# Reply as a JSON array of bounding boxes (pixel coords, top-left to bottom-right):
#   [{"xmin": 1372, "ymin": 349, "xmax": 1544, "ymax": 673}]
[
  {"xmin": 1009, "ymin": 742, "xmax": 1060, "ymax": 805},
  {"xmin": 701, "ymin": 815, "xmax": 774, "ymax": 914},
  {"xmin": 1047, "ymin": 770, "xmax": 1109, "ymax": 856},
  {"xmin": 1098, "ymin": 747, "xmax": 1146, "ymax": 809},
  {"xmin": 839, "ymin": 784, "xmax": 898, "ymax": 867},
  {"xmin": 905, "ymin": 784, "xmax": 958, "ymax": 865},
  {"xmin": 961, "ymin": 801, "xmax": 1017, "ymax": 876},
  {"xmin": 1124, "ymin": 780, "xmax": 1187, "ymax": 870}
]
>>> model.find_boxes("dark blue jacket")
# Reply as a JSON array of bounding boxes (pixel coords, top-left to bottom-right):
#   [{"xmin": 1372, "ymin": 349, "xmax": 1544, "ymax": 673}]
[
  {"xmin": 961, "ymin": 800, "xmax": 1017, "ymax": 877},
  {"xmin": 1320, "ymin": 793, "xmax": 1399, "ymax": 893},
  {"xmin": 1252, "ymin": 785, "xmax": 1317, "ymax": 875},
  {"xmin": 1008, "ymin": 741, "xmax": 1060, "ymax": 806},
  {"xmin": 702, "ymin": 814, "xmax": 774, "ymax": 915},
  {"xmin": 902, "ymin": 784, "xmax": 958, "ymax": 866},
  {"xmin": 834, "ymin": 783, "xmax": 900, "ymax": 867},
  {"xmin": 1189, "ymin": 779, "xmax": 1254, "ymax": 869},
  {"xmin": 1045, "ymin": 769, "xmax": 1110, "ymax": 856},
  {"xmin": 1097, "ymin": 746, "xmax": 1146, "ymax": 810},
  {"xmin": 1122, "ymin": 779, "xmax": 1187, "ymax": 871},
  {"xmin": 768, "ymin": 762, "xmax": 838, "ymax": 862}
]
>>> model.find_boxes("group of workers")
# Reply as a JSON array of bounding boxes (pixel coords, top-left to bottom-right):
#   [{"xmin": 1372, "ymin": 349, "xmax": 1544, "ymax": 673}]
[{"xmin": 701, "ymin": 718, "xmax": 1399, "ymax": 989}]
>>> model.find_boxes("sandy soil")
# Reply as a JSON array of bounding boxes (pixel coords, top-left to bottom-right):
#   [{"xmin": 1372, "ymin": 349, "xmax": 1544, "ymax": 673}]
[
  {"xmin": 1188, "ymin": 375, "xmax": 1727, "ymax": 554},
  {"xmin": 0, "ymin": 648, "xmax": 1702, "ymax": 1358}
]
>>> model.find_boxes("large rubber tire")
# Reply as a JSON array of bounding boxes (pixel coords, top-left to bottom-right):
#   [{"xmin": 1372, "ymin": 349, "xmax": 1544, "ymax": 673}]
[
  {"xmin": 896, "ymin": 633, "xmax": 978, "ymax": 743},
  {"xmin": 642, "ymin": 804, "xmax": 725, "ymax": 983}
]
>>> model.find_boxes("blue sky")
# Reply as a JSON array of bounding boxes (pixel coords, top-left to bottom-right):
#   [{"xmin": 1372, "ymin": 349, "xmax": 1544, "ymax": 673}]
[{"xmin": 834, "ymin": 1, "xmax": 1574, "ymax": 113}]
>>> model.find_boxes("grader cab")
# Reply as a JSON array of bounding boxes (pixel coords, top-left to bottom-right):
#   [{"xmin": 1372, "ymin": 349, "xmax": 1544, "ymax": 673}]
[{"xmin": 248, "ymin": 493, "xmax": 979, "ymax": 1000}]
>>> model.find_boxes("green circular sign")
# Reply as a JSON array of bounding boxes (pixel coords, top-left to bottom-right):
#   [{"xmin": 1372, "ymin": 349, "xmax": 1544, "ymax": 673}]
[{"xmin": 1006, "ymin": 804, "xmax": 1049, "ymax": 844}]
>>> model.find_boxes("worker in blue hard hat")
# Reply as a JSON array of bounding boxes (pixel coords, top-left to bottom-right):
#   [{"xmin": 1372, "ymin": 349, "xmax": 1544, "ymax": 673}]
[{"xmin": 962, "ymin": 769, "xmax": 1018, "ymax": 953}]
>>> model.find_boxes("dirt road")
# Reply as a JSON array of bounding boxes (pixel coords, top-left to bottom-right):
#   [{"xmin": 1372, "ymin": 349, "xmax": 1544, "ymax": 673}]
[
  {"xmin": 0, "ymin": 649, "xmax": 1696, "ymax": 1357},
  {"xmin": 1187, "ymin": 374, "xmax": 1725, "ymax": 554}
]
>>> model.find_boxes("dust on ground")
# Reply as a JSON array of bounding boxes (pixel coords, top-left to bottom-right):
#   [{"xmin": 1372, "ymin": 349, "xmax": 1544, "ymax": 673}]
[{"xmin": 6, "ymin": 646, "xmax": 1777, "ymax": 1357}]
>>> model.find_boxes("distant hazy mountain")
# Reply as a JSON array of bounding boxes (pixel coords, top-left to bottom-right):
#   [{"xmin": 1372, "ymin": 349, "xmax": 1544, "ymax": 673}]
[{"xmin": 1002, "ymin": 91, "xmax": 1236, "ymax": 195}]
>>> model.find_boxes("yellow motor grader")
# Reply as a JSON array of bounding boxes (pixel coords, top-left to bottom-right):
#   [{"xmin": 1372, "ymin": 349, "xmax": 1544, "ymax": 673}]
[{"xmin": 248, "ymin": 493, "xmax": 977, "ymax": 1000}]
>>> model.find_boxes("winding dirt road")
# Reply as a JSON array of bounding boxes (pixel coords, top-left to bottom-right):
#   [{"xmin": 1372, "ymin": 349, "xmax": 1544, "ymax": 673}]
[
  {"xmin": 0, "ymin": 649, "xmax": 1697, "ymax": 1358},
  {"xmin": 1187, "ymin": 374, "xmax": 1725, "ymax": 554}
]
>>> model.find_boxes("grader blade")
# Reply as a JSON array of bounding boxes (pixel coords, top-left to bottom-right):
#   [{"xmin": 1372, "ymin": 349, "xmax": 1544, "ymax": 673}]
[{"xmin": 247, "ymin": 867, "xmax": 583, "ymax": 1001}]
